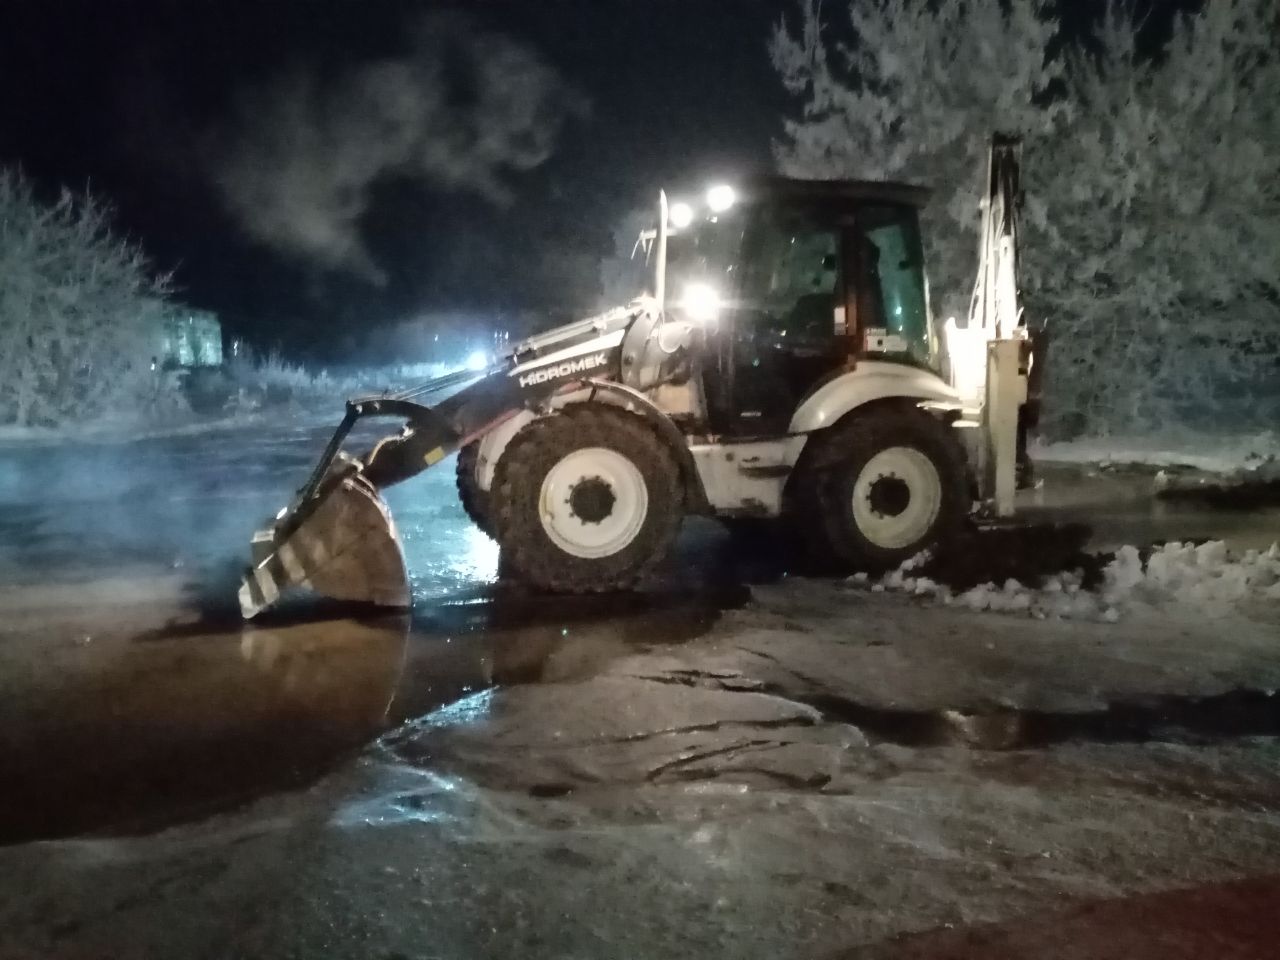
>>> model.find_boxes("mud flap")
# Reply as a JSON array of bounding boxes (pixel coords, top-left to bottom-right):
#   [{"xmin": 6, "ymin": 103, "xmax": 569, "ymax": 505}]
[{"xmin": 239, "ymin": 473, "xmax": 411, "ymax": 619}]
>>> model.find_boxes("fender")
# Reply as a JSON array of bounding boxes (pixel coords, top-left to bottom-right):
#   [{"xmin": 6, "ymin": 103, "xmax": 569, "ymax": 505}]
[
  {"xmin": 473, "ymin": 379, "xmax": 710, "ymax": 513},
  {"xmin": 788, "ymin": 360, "xmax": 962, "ymax": 434},
  {"xmin": 473, "ymin": 409, "xmax": 538, "ymax": 493},
  {"xmin": 575, "ymin": 380, "xmax": 711, "ymax": 513}
]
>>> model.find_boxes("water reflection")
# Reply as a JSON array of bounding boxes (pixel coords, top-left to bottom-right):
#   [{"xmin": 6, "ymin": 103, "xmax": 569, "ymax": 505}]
[
  {"xmin": 390, "ymin": 586, "xmax": 739, "ymax": 724},
  {"xmin": 0, "ymin": 581, "xmax": 741, "ymax": 843},
  {"xmin": 0, "ymin": 610, "xmax": 410, "ymax": 843}
]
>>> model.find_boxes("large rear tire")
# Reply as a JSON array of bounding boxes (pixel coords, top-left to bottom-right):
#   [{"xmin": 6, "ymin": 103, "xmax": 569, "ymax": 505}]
[
  {"xmin": 455, "ymin": 442, "xmax": 492, "ymax": 537},
  {"xmin": 490, "ymin": 406, "xmax": 683, "ymax": 592},
  {"xmin": 795, "ymin": 403, "xmax": 968, "ymax": 573}
]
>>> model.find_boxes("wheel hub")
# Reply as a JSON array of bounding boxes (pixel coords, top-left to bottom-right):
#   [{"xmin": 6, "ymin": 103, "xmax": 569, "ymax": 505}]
[
  {"xmin": 568, "ymin": 476, "xmax": 616, "ymax": 524},
  {"xmin": 867, "ymin": 474, "xmax": 911, "ymax": 518},
  {"xmin": 538, "ymin": 447, "xmax": 649, "ymax": 559},
  {"xmin": 850, "ymin": 446, "xmax": 943, "ymax": 551}
]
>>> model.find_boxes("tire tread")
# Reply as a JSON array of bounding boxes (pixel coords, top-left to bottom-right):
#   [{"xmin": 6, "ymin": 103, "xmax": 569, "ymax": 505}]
[
  {"xmin": 793, "ymin": 402, "xmax": 968, "ymax": 572},
  {"xmin": 490, "ymin": 406, "xmax": 682, "ymax": 592}
]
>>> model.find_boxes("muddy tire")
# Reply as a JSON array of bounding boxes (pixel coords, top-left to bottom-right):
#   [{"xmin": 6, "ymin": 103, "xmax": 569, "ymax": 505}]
[
  {"xmin": 794, "ymin": 402, "xmax": 968, "ymax": 573},
  {"xmin": 456, "ymin": 442, "xmax": 492, "ymax": 537},
  {"xmin": 490, "ymin": 406, "xmax": 683, "ymax": 592}
]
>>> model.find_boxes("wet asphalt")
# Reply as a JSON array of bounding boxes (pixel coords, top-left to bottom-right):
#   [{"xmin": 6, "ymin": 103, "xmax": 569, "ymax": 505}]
[{"xmin": 0, "ymin": 422, "xmax": 1277, "ymax": 843}]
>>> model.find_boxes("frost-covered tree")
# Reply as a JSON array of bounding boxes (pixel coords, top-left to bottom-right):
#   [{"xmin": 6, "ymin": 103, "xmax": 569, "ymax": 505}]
[
  {"xmin": 771, "ymin": 0, "xmax": 1064, "ymax": 322},
  {"xmin": 1034, "ymin": 0, "xmax": 1280, "ymax": 432},
  {"xmin": 0, "ymin": 170, "xmax": 174, "ymax": 427},
  {"xmin": 772, "ymin": 0, "xmax": 1280, "ymax": 435}
]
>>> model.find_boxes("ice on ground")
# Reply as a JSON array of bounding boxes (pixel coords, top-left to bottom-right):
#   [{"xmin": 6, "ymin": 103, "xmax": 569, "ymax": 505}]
[
  {"xmin": 0, "ymin": 410, "xmax": 329, "ymax": 446},
  {"xmin": 1032, "ymin": 430, "xmax": 1280, "ymax": 473},
  {"xmin": 850, "ymin": 541, "xmax": 1280, "ymax": 621}
]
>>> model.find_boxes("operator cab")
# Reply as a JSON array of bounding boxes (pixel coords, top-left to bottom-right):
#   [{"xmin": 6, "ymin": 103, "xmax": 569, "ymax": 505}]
[{"xmin": 664, "ymin": 178, "xmax": 940, "ymax": 436}]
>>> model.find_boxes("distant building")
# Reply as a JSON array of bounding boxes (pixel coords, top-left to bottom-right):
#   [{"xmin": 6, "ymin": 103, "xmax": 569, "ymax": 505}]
[{"xmin": 153, "ymin": 305, "xmax": 222, "ymax": 369}]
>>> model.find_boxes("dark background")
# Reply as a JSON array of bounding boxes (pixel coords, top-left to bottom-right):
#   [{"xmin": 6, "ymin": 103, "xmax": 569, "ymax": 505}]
[
  {"xmin": 0, "ymin": 0, "xmax": 786, "ymax": 361},
  {"xmin": 0, "ymin": 0, "xmax": 1198, "ymax": 363}
]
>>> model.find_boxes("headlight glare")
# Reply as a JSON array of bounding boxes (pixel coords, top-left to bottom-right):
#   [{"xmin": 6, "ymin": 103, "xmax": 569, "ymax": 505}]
[
  {"xmin": 680, "ymin": 282, "xmax": 721, "ymax": 323},
  {"xmin": 669, "ymin": 202, "xmax": 694, "ymax": 229}
]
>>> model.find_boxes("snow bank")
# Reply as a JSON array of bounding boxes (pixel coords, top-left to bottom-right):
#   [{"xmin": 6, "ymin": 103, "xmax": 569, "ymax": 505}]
[
  {"xmin": 1153, "ymin": 456, "xmax": 1280, "ymax": 506},
  {"xmin": 0, "ymin": 412, "xmax": 295, "ymax": 446},
  {"xmin": 850, "ymin": 541, "xmax": 1280, "ymax": 622},
  {"xmin": 1031, "ymin": 430, "xmax": 1280, "ymax": 474},
  {"xmin": 0, "ymin": 361, "xmax": 463, "ymax": 447}
]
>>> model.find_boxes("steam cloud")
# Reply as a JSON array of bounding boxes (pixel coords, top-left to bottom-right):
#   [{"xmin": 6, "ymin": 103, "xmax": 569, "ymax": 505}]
[{"xmin": 211, "ymin": 15, "xmax": 581, "ymax": 285}]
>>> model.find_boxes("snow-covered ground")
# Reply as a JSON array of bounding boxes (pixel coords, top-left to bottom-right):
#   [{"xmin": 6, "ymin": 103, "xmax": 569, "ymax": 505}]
[
  {"xmin": 1032, "ymin": 429, "xmax": 1280, "ymax": 473},
  {"xmin": 0, "ymin": 358, "xmax": 458, "ymax": 444},
  {"xmin": 2, "ymin": 426, "xmax": 1280, "ymax": 957}
]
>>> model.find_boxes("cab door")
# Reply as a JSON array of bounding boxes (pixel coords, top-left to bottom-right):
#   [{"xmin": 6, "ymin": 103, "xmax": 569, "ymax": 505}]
[
  {"xmin": 713, "ymin": 204, "xmax": 853, "ymax": 436},
  {"xmin": 850, "ymin": 204, "xmax": 937, "ymax": 370}
]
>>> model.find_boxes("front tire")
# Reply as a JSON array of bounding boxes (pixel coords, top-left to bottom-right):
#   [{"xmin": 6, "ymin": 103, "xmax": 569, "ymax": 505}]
[
  {"xmin": 490, "ymin": 406, "xmax": 683, "ymax": 592},
  {"xmin": 795, "ymin": 403, "xmax": 968, "ymax": 572}
]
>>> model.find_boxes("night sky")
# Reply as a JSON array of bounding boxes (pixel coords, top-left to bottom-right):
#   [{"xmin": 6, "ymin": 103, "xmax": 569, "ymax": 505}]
[
  {"xmin": 0, "ymin": 0, "xmax": 786, "ymax": 360},
  {"xmin": 0, "ymin": 0, "xmax": 1199, "ymax": 362}
]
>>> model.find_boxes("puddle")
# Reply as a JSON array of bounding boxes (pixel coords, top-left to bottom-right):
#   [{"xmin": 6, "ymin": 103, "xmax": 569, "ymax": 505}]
[
  {"xmin": 1157, "ymin": 477, "xmax": 1280, "ymax": 511},
  {"xmin": 0, "ymin": 610, "xmax": 410, "ymax": 844},
  {"xmin": 1023, "ymin": 464, "xmax": 1280, "ymax": 553},
  {"xmin": 0, "ymin": 428, "xmax": 754, "ymax": 845},
  {"xmin": 390, "ymin": 585, "xmax": 744, "ymax": 722},
  {"xmin": 798, "ymin": 688, "xmax": 1280, "ymax": 751},
  {"xmin": 0, "ymin": 584, "xmax": 739, "ymax": 844}
]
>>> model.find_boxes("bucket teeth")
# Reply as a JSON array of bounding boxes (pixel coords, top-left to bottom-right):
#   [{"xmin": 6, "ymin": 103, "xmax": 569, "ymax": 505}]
[{"xmin": 240, "ymin": 474, "xmax": 411, "ymax": 619}]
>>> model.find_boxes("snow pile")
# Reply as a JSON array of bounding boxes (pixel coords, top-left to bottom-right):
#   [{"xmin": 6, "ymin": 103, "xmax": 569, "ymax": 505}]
[
  {"xmin": 1135, "ymin": 541, "xmax": 1280, "ymax": 605},
  {"xmin": 850, "ymin": 541, "xmax": 1280, "ymax": 621}
]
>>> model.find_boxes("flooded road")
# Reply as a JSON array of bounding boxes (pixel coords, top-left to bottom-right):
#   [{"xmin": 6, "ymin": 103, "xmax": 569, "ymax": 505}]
[
  {"xmin": 0, "ymin": 610, "xmax": 409, "ymax": 841},
  {"xmin": 0, "ymin": 589, "xmax": 736, "ymax": 843},
  {"xmin": 4, "ymin": 426, "xmax": 1280, "ymax": 959},
  {"xmin": 0, "ymin": 424, "xmax": 1276, "ymax": 845},
  {"xmin": 0, "ymin": 418, "xmax": 752, "ymax": 841}
]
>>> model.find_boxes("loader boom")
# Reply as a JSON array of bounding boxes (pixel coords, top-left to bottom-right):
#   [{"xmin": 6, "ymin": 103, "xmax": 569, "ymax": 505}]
[{"xmin": 238, "ymin": 304, "xmax": 641, "ymax": 617}]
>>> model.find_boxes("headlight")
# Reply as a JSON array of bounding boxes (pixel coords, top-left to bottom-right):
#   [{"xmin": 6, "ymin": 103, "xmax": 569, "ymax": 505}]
[
  {"xmin": 465, "ymin": 350, "xmax": 489, "ymax": 372},
  {"xmin": 680, "ymin": 282, "xmax": 721, "ymax": 323},
  {"xmin": 668, "ymin": 202, "xmax": 694, "ymax": 229},
  {"xmin": 706, "ymin": 184, "xmax": 736, "ymax": 213}
]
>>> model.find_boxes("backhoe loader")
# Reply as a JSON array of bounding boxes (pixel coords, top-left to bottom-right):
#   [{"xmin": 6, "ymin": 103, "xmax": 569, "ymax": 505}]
[{"xmin": 239, "ymin": 134, "xmax": 1034, "ymax": 618}]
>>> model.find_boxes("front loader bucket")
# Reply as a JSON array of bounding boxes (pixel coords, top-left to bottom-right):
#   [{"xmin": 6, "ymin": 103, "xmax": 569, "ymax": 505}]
[
  {"xmin": 239, "ymin": 472, "xmax": 410, "ymax": 619},
  {"xmin": 236, "ymin": 361, "xmax": 522, "ymax": 619}
]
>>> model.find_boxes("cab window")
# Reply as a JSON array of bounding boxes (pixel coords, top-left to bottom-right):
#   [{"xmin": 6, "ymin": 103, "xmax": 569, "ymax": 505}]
[
  {"xmin": 738, "ymin": 215, "xmax": 840, "ymax": 349},
  {"xmin": 855, "ymin": 205, "xmax": 935, "ymax": 369}
]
